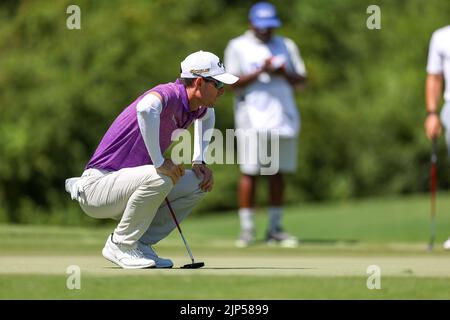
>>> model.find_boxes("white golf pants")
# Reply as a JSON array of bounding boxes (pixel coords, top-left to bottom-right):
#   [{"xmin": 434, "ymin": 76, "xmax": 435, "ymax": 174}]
[{"xmin": 72, "ymin": 166, "xmax": 205, "ymax": 246}]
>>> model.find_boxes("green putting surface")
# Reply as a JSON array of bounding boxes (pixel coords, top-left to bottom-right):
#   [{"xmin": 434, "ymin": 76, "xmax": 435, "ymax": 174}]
[{"xmin": 1, "ymin": 193, "xmax": 450, "ymax": 299}]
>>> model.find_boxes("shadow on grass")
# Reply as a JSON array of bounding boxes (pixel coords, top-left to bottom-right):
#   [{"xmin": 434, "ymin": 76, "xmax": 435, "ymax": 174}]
[
  {"xmin": 104, "ymin": 266, "xmax": 317, "ymax": 270},
  {"xmin": 299, "ymin": 239, "xmax": 359, "ymax": 245},
  {"xmin": 182, "ymin": 267, "xmax": 317, "ymax": 270}
]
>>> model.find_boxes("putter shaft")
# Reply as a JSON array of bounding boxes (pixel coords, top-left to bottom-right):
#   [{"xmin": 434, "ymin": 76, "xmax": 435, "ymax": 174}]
[
  {"xmin": 428, "ymin": 138, "xmax": 437, "ymax": 250},
  {"xmin": 165, "ymin": 198, "xmax": 198, "ymax": 265}
]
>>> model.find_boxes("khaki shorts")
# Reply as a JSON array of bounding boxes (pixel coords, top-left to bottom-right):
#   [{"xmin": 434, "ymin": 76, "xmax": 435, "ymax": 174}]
[
  {"xmin": 441, "ymin": 102, "xmax": 450, "ymax": 157},
  {"xmin": 236, "ymin": 130, "xmax": 298, "ymax": 176}
]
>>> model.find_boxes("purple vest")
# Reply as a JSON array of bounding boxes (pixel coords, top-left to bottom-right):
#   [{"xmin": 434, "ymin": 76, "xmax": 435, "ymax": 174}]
[{"xmin": 86, "ymin": 79, "xmax": 208, "ymax": 171}]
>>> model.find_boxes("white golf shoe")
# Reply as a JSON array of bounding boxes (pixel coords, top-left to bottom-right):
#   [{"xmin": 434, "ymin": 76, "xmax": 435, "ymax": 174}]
[
  {"xmin": 443, "ymin": 238, "xmax": 450, "ymax": 250},
  {"xmin": 137, "ymin": 241, "xmax": 174, "ymax": 268},
  {"xmin": 102, "ymin": 234, "xmax": 155, "ymax": 269}
]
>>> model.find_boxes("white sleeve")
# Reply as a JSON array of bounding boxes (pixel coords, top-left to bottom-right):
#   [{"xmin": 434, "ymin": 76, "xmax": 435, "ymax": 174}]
[
  {"xmin": 426, "ymin": 31, "xmax": 443, "ymax": 75},
  {"xmin": 224, "ymin": 41, "xmax": 242, "ymax": 76},
  {"xmin": 284, "ymin": 38, "xmax": 307, "ymax": 77},
  {"xmin": 192, "ymin": 108, "xmax": 215, "ymax": 164},
  {"xmin": 136, "ymin": 93, "xmax": 165, "ymax": 168}
]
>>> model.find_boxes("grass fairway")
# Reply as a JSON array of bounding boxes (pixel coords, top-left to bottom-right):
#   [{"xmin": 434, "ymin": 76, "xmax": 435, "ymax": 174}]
[{"xmin": 1, "ymin": 193, "xmax": 450, "ymax": 299}]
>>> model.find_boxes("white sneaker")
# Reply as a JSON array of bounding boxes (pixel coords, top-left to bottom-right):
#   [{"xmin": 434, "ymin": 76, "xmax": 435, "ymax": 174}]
[
  {"xmin": 235, "ymin": 229, "xmax": 256, "ymax": 248},
  {"xmin": 102, "ymin": 234, "xmax": 155, "ymax": 269},
  {"xmin": 137, "ymin": 241, "xmax": 173, "ymax": 268},
  {"xmin": 443, "ymin": 238, "xmax": 450, "ymax": 250},
  {"xmin": 266, "ymin": 228, "xmax": 299, "ymax": 248}
]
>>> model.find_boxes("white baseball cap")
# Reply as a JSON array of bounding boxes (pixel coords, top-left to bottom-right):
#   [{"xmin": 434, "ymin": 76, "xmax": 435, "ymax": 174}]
[{"xmin": 180, "ymin": 50, "xmax": 239, "ymax": 85}]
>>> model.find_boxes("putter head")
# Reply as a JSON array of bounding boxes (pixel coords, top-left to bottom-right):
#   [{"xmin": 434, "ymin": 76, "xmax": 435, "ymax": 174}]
[{"xmin": 181, "ymin": 262, "xmax": 205, "ymax": 269}]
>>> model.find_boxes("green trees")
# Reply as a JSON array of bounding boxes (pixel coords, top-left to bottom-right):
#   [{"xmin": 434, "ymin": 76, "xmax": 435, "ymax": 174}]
[{"xmin": 0, "ymin": 0, "xmax": 449, "ymax": 223}]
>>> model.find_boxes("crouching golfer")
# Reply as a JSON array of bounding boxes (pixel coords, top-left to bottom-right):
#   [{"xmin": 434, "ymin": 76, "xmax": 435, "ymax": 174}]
[{"xmin": 65, "ymin": 51, "xmax": 238, "ymax": 269}]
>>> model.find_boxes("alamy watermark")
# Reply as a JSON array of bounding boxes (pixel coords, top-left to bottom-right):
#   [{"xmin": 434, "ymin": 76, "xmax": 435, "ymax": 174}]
[
  {"xmin": 170, "ymin": 128, "xmax": 280, "ymax": 175},
  {"xmin": 366, "ymin": 265, "xmax": 381, "ymax": 290},
  {"xmin": 366, "ymin": 5, "xmax": 381, "ymax": 30},
  {"xmin": 66, "ymin": 5, "xmax": 81, "ymax": 30},
  {"xmin": 66, "ymin": 265, "xmax": 81, "ymax": 290}
]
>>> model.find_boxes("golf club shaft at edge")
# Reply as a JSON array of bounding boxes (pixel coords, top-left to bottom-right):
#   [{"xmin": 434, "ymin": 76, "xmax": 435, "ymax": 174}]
[{"xmin": 429, "ymin": 138, "xmax": 437, "ymax": 250}]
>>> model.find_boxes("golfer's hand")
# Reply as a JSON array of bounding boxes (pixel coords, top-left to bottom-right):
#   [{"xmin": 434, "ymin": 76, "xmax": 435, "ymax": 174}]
[
  {"xmin": 192, "ymin": 163, "xmax": 214, "ymax": 192},
  {"xmin": 425, "ymin": 113, "xmax": 441, "ymax": 140},
  {"xmin": 156, "ymin": 159, "xmax": 185, "ymax": 185}
]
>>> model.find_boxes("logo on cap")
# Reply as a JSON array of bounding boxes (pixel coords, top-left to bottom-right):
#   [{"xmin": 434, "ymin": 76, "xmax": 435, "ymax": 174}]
[{"xmin": 190, "ymin": 68, "xmax": 210, "ymax": 75}]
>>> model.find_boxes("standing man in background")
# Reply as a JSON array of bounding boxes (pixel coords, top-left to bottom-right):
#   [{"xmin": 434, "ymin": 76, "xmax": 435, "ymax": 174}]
[
  {"xmin": 424, "ymin": 25, "xmax": 450, "ymax": 250},
  {"xmin": 224, "ymin": 2, "xmax": 307, "ymax": 247}
]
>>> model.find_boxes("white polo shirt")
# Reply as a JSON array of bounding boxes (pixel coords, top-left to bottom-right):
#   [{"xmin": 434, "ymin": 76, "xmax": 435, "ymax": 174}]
[
  {"xmin": 224, "ymin": 31, "xmax": 307, "ymax": 137},
  {"xmin": 427, "ymin": 25, "xmax": 450, "ymax": 102}
]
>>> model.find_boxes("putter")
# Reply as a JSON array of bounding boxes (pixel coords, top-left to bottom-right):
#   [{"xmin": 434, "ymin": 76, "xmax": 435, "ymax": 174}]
[
  {"xmin": 165, "ymin": 198, "xmax": 205, "ymax": 268},
  {"xmin": 428, "ymin": 138, "xmax": 437, "ymax": 251}
]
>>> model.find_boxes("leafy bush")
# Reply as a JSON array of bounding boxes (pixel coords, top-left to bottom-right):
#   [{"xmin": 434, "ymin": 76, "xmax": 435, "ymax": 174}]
[{"xmin": 0, "ymin": 0, "xmax": 449, "ymax": 223}]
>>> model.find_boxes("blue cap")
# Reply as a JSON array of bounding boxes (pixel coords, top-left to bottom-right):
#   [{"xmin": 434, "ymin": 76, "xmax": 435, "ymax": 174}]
[{"xmin": 249, "ymin": 2, "xmax": 281, "ymax": 29}]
